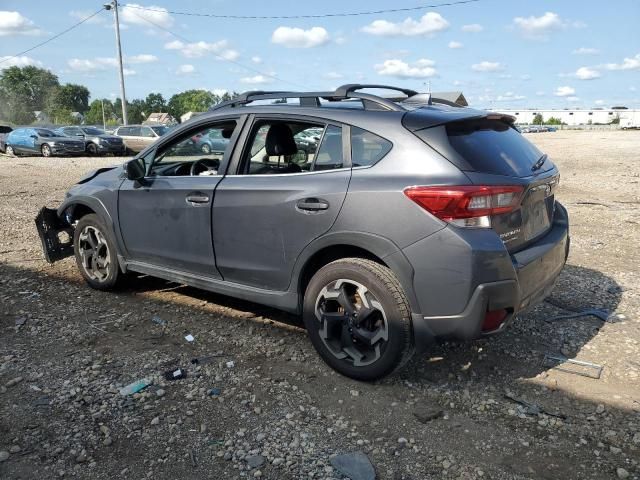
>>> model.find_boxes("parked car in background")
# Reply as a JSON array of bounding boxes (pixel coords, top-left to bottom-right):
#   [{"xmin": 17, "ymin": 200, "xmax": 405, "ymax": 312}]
[
  {"xmin": 55, "ymin": 126, "xmax": 126, "ymax": 156},
  {"xmin": 37, "ymin": 84, "xmax": 569, "ymax": 381},
  {"xmin": 0, "ymin": 125, "xmax": 12, "ymax": 153},
  {"xmin": 5, "ymin": 127, "xmax": 85, "ymax": 157},
  {"xmin": 113, "ymin": 124, "xmax": 169, "ymax": 153},
  {"xmin": 192, "ymin": 127, "xmax": 231, "ymax": 154}
]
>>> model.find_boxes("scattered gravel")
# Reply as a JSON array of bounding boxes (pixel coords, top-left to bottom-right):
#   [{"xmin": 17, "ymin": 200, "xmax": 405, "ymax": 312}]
[{"xmin": 1, "ymin": 131, "xmax": 639, "ymax": 479}]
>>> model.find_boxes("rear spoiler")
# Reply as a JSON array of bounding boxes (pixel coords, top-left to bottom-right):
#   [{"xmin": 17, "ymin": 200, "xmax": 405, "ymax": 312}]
[{"xmin": 403, "ymin": 108, "xmax": 516, "ymax": 131}]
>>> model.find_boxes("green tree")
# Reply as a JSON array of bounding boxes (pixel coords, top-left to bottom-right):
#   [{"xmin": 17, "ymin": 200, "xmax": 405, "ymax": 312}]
[
  {"xmin": 167, "ymin": 90, "xmax": 219, "ymax": 120},
  {"xmin": 48, "ymin": 84, "xmax": 90, "ymax": 114},
  {"xmin": 85, "ymin": 99, "xmax": 115, "ymax": 126},
  {"xmin": 546, "ymin": 117, "xmax": 564, "ymax": 125},
  {"xmin": 0, "ymin": 66, "xmax": 59, "ymax": 124},
  {"xmin": 128, "ymin": 99, "xmax": 146, "ymax": 124},
  {"xmin": 144, "ymin": 92, "xmax": 166, "ymax": 113},
  {"xmin": 532, "ymin": 113, "xmax": 544, "ymax": 125}
]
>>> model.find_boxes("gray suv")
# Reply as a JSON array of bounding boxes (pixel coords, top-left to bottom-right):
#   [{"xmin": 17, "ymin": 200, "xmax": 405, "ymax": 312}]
[
  {"xmin": 35, "ymin": 84, "xmax": 569, "ymax": 380},
  {"xmin": 56, "ymin": 126, "xmax": 126, "ymax": 156}
]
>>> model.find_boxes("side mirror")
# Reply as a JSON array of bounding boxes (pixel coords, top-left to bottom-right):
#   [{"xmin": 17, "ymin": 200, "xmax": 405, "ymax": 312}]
[
  {"xmin": 30, "ymin": 135, "xmax": 38, "ymax": 139},
  {"xmin": 126, "ymin": 158, "xmax": 146, "ymax": 181}
]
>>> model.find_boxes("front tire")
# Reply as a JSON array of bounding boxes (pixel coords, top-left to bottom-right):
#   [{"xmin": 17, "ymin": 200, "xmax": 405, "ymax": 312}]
[
  {"xmin": 201, "ymin": 143, "xmax": 211, "ymax": 154},
  {"xmin": 87, "ymin": 143, "xmax": 98, "ymax": 155},
  {"xmin": 5, "ymin": 145, "xmax": 15, "ymax": 156},
  {"xmin": 41, "ymin": 144, "xmax": 52, "ymax": 157},
  {"xmin": 303, "ymin": 258, "xmax": 414, "ymax": 381},
  {"xmin": 73, "ymin": 214, "xmax": 121, "ymax": 290}
]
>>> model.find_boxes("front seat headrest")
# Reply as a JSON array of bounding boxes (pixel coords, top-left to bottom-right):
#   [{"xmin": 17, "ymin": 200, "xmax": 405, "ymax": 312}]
[{"xmin": 265, "ymin": 124, "xmax": 297, "ymax": 156}]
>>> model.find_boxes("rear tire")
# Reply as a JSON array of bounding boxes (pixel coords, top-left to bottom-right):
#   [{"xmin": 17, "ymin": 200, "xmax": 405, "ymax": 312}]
[
  {"xmin": 41, "ymin": 144, "xmax": 52, "ymax": 157},
  {"xmin": 303, "ymin": 258, "xmax": 414, "ymax": 381},
  {"xmin": 5, "ymin": 145, "xmax": 15, "ymax": 156},
  {"xmin": 73, "ymin": 214, "xmax": 121, "ymax": 290},
  {"xmin": 201, "ymin": 143, "xmax": 211, "ymax": 154}
]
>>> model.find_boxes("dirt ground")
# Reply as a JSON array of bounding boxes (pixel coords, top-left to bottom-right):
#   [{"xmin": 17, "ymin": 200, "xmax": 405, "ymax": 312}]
[{"xmin": 0, "ymin": 130, "xmax": 639, "ymax": 480}]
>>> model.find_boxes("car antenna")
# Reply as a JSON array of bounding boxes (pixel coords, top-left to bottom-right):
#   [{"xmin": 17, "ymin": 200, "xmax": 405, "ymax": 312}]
[{"xmin": 424, "ymin": 81, "xmax": 433, "ymax": 106}]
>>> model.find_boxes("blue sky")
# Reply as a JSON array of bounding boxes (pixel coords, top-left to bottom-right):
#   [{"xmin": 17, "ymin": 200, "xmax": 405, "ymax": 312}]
[{"xmin": 1, "ymin": 0, "xmax": 638, "ymax": 108}]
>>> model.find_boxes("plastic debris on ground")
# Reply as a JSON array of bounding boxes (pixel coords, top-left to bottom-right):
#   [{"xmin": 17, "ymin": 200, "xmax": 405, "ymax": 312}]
[
  {"xmin": 329, "ymin": 452, "xmax": 376, "ymax": 480},
  {"xmin": 164, "ymin": 368, "xmax": 187, "ymax": 381},
  {"xmin": 119, "ymin": 378, "xmax": 152, "ymax": 396},
  {"xmin": 151, "ymin": 315, "xmax": 166, "ymax": 326},
  {"xmin": 543, "ymin": 354, "xmax": 604, "ymax": 379},
  {"xmin": 184, "ymin": 334, "xmax": 195, "ymax": 342},
  {"xmin": 208, "ymin": 387, "xmax": 222, "ymax": 396}
]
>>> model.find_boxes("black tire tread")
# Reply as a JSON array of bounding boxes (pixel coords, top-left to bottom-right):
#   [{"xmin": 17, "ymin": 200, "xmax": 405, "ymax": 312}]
[{"xmin": 305, "ymin": 257, "xmax": 415, "ymax": 380}]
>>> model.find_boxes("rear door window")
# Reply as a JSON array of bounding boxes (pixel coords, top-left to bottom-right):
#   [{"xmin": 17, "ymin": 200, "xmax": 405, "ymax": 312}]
[
  {"xmin": 351, "ymin": 127, "xmax": 392, "ymax": 167},
  {"xmin": 443, "ymin": 119, "xmax": 547, "ymax": 177}
]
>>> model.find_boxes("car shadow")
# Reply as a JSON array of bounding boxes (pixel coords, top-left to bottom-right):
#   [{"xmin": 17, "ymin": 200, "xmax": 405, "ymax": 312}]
[{"xmin": 399, "ymin": 263, "xmax": 623, "ymax": 384}]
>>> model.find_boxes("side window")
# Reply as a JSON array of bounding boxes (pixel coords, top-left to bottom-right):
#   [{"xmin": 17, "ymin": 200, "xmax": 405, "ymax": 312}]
[
  {"xmin": 150, "ymin": 121, "xmax": 237, "ymax": 176},
  {"xmin": 351, "ymin": 127, "xmax": 392, "ymax": 167},
  {"xmin": 117, "ymin": 127, "xmax": 130, "ymax": 136},
  {"xmin": 241, "ymin": 121, "xmax": 332, "ymax": 175},
  {"xmin": 140, "ymin": 127, "xmax": 155, "ymax": 138},
  {"xmin": 312, "ymin": 125, "xmax": 343, "ymax": 171}
]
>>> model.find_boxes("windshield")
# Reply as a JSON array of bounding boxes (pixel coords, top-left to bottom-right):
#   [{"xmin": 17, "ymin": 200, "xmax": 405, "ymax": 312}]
[
  {"xmin": 35, "ymin": 129, "xmax": 56, "ymax": 137},
  {"xmin": 151, "ymin": 126, "xmax": 169, "ymax": 136},
  {"xmin": 82, "ymin": 127, "xmax": 105, "ymax": 135}
]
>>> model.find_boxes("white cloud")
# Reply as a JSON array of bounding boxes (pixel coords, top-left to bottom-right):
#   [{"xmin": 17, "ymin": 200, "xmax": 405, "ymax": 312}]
[
  {"xmin": 374, "ymin": 58, "xmax": 437, "ymax": 79},
  {"xmin": 573, "ymin": 47, "xmax": 599, "ymax": 55},
  {"xmin": 323, "ymin": 71, "xmax": 343, "ymax": 79},
  {"xmin": 567, "ymin": 96, "xmax": 580, "ymax": 102},
  {"xmin": 471, "ymin": 61, "xmax": 503, "ymax": 72},
  {"xmin": 67, "ymin": 56, "xmax": 149, "ymax": 74},
  {"xmin": 0, "ymin": 11, "xmax": 41, "ymax": 36},
  {"xmin": 496, "ymin": 92, "xmax": 526, "ymax": 102},
  {"xmin": 68, "ymin": 58, "xmax": 116, "ymax": 72},
  {"xmin": 554, "ymin": 86, "xmax": 576, "ymax": 97},
  {"xmin": 240, "ymin": 74, "xmax": 272, "ymax": 85},
  {"xmin": 448, "ymin": 41, "xmax": 463, "ymax": 49},
  {"xmin": 164, "ymin": 39, "xmax": 239, "ymax": 60},
  {"xmin": 271, "ymin": 26, "xmax": 330, "ymax": 48},
  {"xmin": 575, "ymin": 66, "xmax": 601, "ymax": 80},
  {"xmin": 603, "ymin": 53, "xmax": 640, "ymax": 71},
  {"xmin": 362, "ymin": 12, "xmax": 449, "ymax": 37},
  {"xmin": 127, "ymin": 54, "xmax": 158, "ymax": 64},
  {"xmin": 251, "ymin": 56, "xmax": 262, "ymax": 64},
  {"xmin": 513, "ymin": 12, "xmax": 563, "ymax": 39},
  {"xmin": 536, "ymin": 90, "xmax": 545, "ymax": 96},
  {"xmin": 461, "ymin": 23, "xmax": 483, "ymax": 32},
  {"xmin": 594, "ymin": 99, "xmax": 605, "ymax": 105},
  {"xmin": 176, "ymin": 64, "xmax": 195, "ymax": 75},
  {"xmin": 211, "ymin": 88, "xmax": 228, "ymax": 97},
  {"xmin": 0, "ymin": 55, "xmax": 42, "ymax": 69},
  {"xmin": 120, "ymin": 4, "xmax": 174, "ymax": 28}
]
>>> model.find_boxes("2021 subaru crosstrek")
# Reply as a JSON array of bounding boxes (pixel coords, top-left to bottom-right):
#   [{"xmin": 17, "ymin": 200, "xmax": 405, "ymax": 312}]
[{"xmin": 36, "ymin": 84, "xmax": 569, "ymax": 380}]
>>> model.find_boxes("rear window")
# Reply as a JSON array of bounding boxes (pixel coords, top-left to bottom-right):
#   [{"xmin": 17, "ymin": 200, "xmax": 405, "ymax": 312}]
[{"xmin": 441, "ymin": 119, "xmax": 546, "ymax": 176}]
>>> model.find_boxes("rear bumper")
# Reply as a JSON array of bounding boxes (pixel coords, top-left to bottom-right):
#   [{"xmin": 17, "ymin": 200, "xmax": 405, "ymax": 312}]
[{"xmin": 408, "ymin": 203, "xmax": 569, "ymax": 348}]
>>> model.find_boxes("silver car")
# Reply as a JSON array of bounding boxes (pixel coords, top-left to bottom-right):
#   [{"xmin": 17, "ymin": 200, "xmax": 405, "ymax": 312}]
[{"xmin": 113, "ymin": 124, "xmax": 169, "ymax": 153}]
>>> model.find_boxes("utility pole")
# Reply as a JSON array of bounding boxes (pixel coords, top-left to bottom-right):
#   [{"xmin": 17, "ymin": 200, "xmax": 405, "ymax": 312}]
[
  {"xmin": 101, "ymin": 99, "xmax": 106, "ymax": 130},
  {"xmin": 104, "ymin": 1, "xmax": 128, "ymax": 125}
]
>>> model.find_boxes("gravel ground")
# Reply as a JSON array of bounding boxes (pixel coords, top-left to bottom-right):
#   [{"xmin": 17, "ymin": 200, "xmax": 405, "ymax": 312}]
[{"xmin": 1, "ymin": 130, "xmax": 639, "ymax": 480}]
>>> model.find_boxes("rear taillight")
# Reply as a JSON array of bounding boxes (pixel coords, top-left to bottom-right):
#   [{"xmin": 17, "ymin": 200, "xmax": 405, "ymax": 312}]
[{"xmin": 403, "ymin": 185, "xmax": 523, "ymax": 228}]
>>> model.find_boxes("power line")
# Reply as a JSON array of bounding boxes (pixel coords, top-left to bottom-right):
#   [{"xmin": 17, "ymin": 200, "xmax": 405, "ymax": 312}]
[
  {"xmin": 125, "ymin": 0, "xmax": 481, "ymax": 20},
  {"xmin": 128, "ymin": 10, "xmax": 308, "ymax": 90},
  {"xmin": 0, "ymin": 8, "xmax": 105, "ymax": 65}
]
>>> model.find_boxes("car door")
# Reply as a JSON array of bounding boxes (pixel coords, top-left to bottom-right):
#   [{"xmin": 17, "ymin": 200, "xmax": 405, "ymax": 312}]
[
  {"xmin": 25, "ymin": 129, "xmax": 38, "ymax": 154},
  {"xmin": 212, "ymin": 115, "xmax": 351, "ymax": 291},
  {"xmin": 117, "ymin": 116, "xmax": 245, "ymax": 277}
]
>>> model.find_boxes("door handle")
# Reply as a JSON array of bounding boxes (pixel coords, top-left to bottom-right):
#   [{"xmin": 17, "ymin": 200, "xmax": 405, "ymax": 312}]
[
  {"xmin": 296, "ymin": 198, "xmax": 329, "ymax": 212},
  {"xmin": 186, "ymin": 193, "xmax": 210, "ymax": 205}
]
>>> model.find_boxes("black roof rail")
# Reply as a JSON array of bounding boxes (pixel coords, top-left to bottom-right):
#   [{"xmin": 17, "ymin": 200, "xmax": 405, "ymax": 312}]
[{"xmin": 210, "ymin": 84, "xmax": 425, "ymax": 112}]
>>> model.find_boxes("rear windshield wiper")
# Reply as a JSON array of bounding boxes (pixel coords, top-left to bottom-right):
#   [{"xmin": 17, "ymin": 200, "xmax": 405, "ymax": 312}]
[{"xmin": 531, "ymin": 154, "xmax": 548, "ymax": 172}]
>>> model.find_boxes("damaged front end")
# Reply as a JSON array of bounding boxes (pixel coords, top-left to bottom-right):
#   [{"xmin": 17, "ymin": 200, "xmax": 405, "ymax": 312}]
[{"xmin": 35, "ymin": 207, "xmax": 74, "ymax": 263}]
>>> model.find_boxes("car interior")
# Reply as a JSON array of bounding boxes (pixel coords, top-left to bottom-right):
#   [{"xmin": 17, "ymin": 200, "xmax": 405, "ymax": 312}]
[
  {"xmin": 148, "ymin": 121, "xmax": 238, "ymax": 177},
  {"xmin": 242, "ymin": 121, "xmax": 343, "ymax": 175}
]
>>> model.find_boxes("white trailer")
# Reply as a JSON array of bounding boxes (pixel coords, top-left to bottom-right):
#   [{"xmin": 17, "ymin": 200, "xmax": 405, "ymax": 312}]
[{"xmin": 620, "ymin": 110, "xmax": 640, "ymax": 129}]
